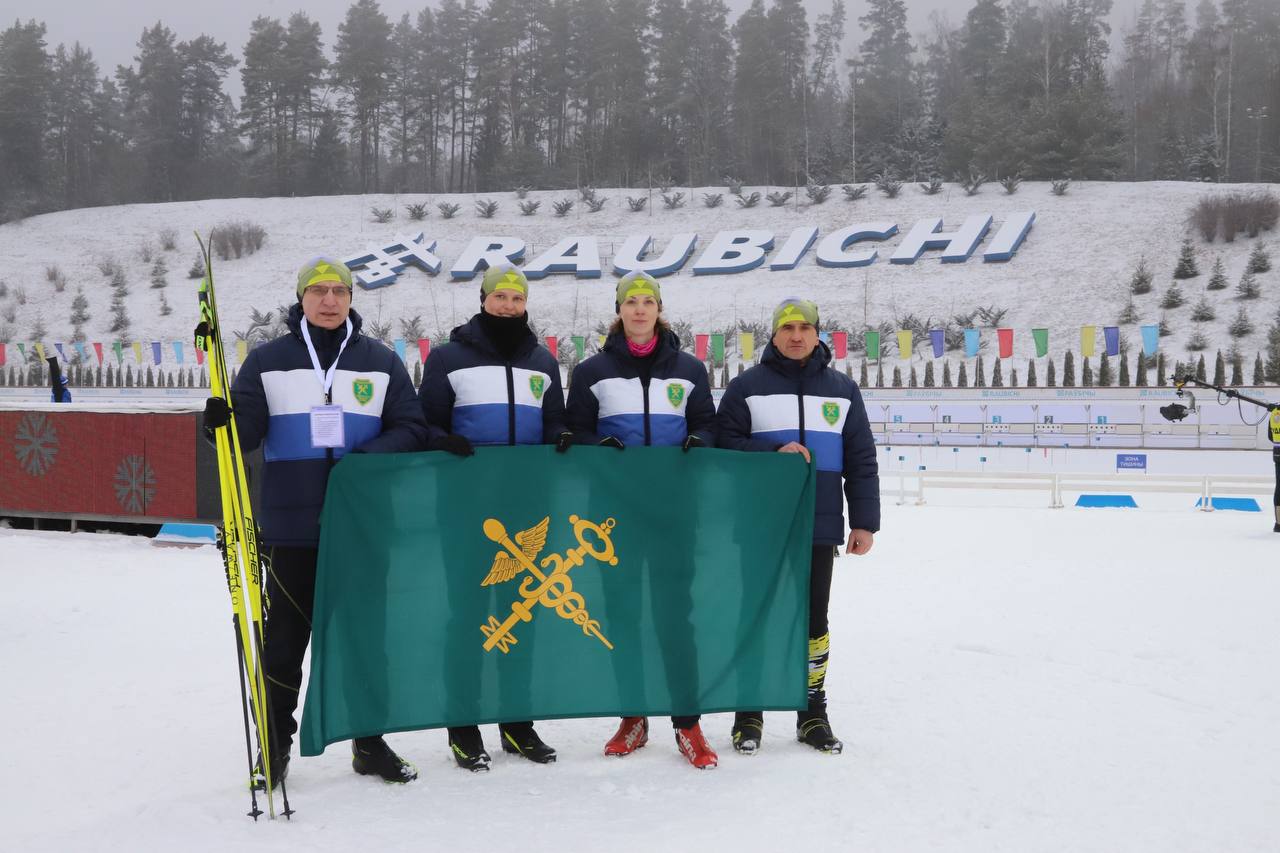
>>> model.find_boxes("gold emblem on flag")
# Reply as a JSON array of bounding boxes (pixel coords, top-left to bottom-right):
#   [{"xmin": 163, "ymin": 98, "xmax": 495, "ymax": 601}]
[{"xmin": 479, "ymin": 515, "xmax": 619, "ymax": 654}]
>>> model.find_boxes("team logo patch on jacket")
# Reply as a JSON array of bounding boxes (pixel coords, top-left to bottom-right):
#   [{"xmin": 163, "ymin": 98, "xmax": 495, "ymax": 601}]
[
  {"xmin": 666, "ymin": 383, "xmax": 684, "ymax": 408},
  {"xmin": 529, "ymin": 375, "xmax": 545, "ymax": 400},
  {"xmin": 352, "ymin": 378, "xmax": 374, "ymax": 405},
  {"xmin": 822, "ymin": 401, "xmax": 841, "ymax": 425}
]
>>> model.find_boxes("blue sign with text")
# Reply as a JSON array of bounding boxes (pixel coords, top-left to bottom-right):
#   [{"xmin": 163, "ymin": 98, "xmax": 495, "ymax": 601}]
[{"xmin": 1116, "ymin": 453, "xmax": 1147, "ymax": 471}]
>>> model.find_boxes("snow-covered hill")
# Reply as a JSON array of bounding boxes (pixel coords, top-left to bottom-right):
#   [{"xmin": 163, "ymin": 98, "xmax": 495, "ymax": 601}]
[{"xmin": 0, "ymin": 181, "xmax": 1275, "ymax": 372}]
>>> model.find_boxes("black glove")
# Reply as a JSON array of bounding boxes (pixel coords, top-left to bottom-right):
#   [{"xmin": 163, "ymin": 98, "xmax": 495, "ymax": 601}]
[
  {"xmin": 430, "ymin": 433, "xmax": 475, "ymax": 457},
  {"xmin": 682, "ymin": 434, "xmax": 706, "ymax": 452},
  {"xmin": 599, "ymin": 435, "xmax": 625, "ymax": 450},
  {"xmin": 203, "ymin": 397, "xmax": 231, "ymax": 431},
  {"xmin": 555, "ymin": 431, "xmax": 574, "ymax": 453}
]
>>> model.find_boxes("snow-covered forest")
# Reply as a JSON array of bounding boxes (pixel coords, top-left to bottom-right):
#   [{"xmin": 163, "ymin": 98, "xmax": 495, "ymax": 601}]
[{"xmin": 0, "ymin": 0, "xmax": 1278, "ymax": 223}]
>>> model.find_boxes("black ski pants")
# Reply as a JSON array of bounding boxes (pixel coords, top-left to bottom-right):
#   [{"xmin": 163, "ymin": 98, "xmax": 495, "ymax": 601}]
[{"xmin": 261, "ymin": 546, "xmax": 318, "ymax": 751}]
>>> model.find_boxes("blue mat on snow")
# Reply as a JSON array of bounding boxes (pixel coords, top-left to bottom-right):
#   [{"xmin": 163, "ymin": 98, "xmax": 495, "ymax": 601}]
[
  {"xmin": 1075, "ymin": 494, "xmax": 1138, "ymax": 508},
  {"xmin": 1193, "ymin": 497, "xmax": 1261, "ymax": 512}
]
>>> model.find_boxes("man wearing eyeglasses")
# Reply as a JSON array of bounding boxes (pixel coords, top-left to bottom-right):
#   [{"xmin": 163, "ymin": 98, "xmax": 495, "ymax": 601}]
[{"xmin": 209, "ymin": 256, "xmax": 430, "ymax": 788}]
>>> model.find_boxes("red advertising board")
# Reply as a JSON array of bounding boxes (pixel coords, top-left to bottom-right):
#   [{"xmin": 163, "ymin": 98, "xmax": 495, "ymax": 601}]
[{"xmin": 0, "ymin": 410, "xmax": 198, "ymax": 519}]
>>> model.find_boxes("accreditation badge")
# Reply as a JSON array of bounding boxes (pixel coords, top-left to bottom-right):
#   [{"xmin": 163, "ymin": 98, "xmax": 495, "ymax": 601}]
[{"xmin": 310, "ymin": 405, "xmax": 345, "ymax": 449}]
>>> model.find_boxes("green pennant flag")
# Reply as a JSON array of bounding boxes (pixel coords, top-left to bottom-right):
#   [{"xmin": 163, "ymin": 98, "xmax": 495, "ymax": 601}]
[
  {"xmin": 299, "ymin": 447, "xmax": 815, "ymax": 756},
  {"xmin": 112, "ymin": 341, "xmax": 123, "ymax": 364},
  {"xmin": 1032, "ymin": 328, "xmax": 1049, "ymax": 358},
  {"xmin": 864, "ymin": 330, "xmax": 881, "ymax": 362},
  {"xmin": 572, "ymin": 335, "xmax": 585, "ymax": 360},
  {"xmin": 16, "ymin": 342, "xmax": 25, "ymax": 361},
  {"xmin": 710, "ymin": 334, "xmax": 725, "ymax": 363}
]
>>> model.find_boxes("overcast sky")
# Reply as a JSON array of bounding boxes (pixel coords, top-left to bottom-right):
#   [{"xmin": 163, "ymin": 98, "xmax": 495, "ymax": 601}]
[{"xmin": 18, "ymin": 0, "xmax": 1143, "ymax": 99}]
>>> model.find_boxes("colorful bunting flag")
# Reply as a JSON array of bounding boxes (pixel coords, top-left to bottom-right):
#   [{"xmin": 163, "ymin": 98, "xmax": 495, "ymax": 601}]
[
  {"xmin": 864, "ymin": 330, "xmax": 881, "ymax": 362},
  {"xmin": 394, "ymin": 339, "xmax": 407, "ymax": 363},
  {"xmin": 235, "ymin": 340, "xmax": 248, "ymax": 364},
  {"xmin": 997, "ymin": 328, "xmax": 1013, "ymax": 358},
  {"xmin": 54, "ymin": 342, "xmax": 66, "ymax": 362},
  {"xmin": 1032, "ymin": 328, "xmax": 1049, "ymax": 358},
  {"xmin": 195, "ymin": 345, "xmax": 204, "ymax": 365},
  {"xmin": 597, "ymin": 334, "xmax": 606, "ymax": 348},
  {"xmin": 0, "ymin": 343, "xmax": 6, "ymax": 368},
  {"xmin": 93, "ymin": 342, "xmax": 104, "ymax": 365},
  {"xmin": 17, "ymin": 343, "xmax": 26, "ymax": 361},
  {"xmin": 151, "ymin": 341, "xmax": 162, "ymax": 365},
  {"xmin": 896, "ymin": 330, "xmax": 912, "ymax": 360},
  {"xmin": 35, "ymin": 342, "xmax": 45, "ymax": 362},
  {"xmin": 572, "ymin": 336, "xmax": 585, "ymax": 360},
  {"xmin": 545, "ymin": 336, "xmax": 558, "ymax": 358},
  {"xmin": 1141, "ymin": 324, "xmax": 1159, "ymax": 356},
  {"xmin": 1081, "ymin": 326, "xmax": 1096, "ymax": 358},
  {"xmin": 739, "ymin": 332, "xmax": 755, "ymax": 362},
  {"xmin": 112, "ymin": 341, "xmax": 123, "ymax": 364},
  {"xmin": 417, "ymin": 338, "xmax": 431, "ymax": 363},
  {"xmin": 963, "ymin": 328, "xmax": 980, "ymax": 358},
  {"xmin": 132, "ymin": 341, "xmax": 143, "ymax": 365},
  {"xmin": 711, "ymin": 334, "xmax": 725, "ymax": 363},
  {"xmin": 832, "ymin": 331, "xmax": 848, "ymax": 360},
  {"xmin": 695, "ymin": 334, "xmax": 709, "ymax": 360},
  {"xmin": 1103, "ymin": 326, "xmax": 1120, "ymax": 357},
  {"xmin": 173, "ymin": 341, "xmax": 184, "ymax": 364},
  {"xmin": 929, "ymin": 329, "xmax": 944, "ymax": 358}
]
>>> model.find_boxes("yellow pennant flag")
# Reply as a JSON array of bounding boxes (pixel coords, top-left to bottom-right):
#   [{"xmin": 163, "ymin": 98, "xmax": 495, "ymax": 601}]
[
  {"xmin": 35, "ymin": 342, "xmax": 45, "ymax": 362},
  {"xmin": 132, "ymin": 341, "xmax": 143, "ymax": 365},
  {"xmin": 1081, "ymin": 325, "xmax": 1096, "ymax": 358},
  {"xmin": 597, "ymin": 334, "xmax": 606, "ymax": 348},
  {"xmin": 896, "ymin": 330, "xmax": 913, "ymax": 359},
  {"xmin": 235, "ymin": 339, "xmax": 249, "ymax": 364},
  {"xmin": 739, "ymin": 332, "xmax": 755, "ymax": 362}
]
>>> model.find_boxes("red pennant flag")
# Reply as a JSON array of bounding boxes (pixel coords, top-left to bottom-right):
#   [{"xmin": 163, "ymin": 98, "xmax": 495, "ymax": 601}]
[
  {"xmin": 832, "ymin": 331, "xmax": 848, "ymax": 360},
  {"xmin": 545, "ymin": 336, "xmax": 558, "ymax": 358},
  {"xmin": 195, "ymin": 346, "xmax": 205, "ymax": 365},
  {"xmin": 997, "ymin": 328, "xmax": 1014, "ymax": 358},
  {"xmin": 0, "ymin": 343, "xmax": 6, "ymax": 368},
  {"xmin": 417, "ymin": 338, "xmax": 431, "ymax": 363},
  {"xmin": 695, "ymin": 334, "xmax": 709, "ymax": 360},
  {"xmin": 93, "ymin": 342, "xmax": 104, "ymax": 365}
]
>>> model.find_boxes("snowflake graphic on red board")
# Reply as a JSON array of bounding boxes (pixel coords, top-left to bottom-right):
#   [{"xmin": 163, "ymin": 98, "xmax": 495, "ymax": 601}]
[
  {"xmin": 14, "ymin": 413, "xmax": 58, "ymax": 476},
  {"xmin": 113, "ymin": 454, "xmax": 156, "ymax": 514}
]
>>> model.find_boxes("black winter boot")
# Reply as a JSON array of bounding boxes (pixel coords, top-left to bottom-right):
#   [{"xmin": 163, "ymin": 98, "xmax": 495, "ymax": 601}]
[
  {"xmin": 352, "ymin": 736, "xmax": 419, "ymax": 782},
  {"xmin": 796, "ymin": 710, "xmax": 843, "ymax": 754},
  {"xmin": 448, "ymin": 725, "xmax": 492, "ymax": 772},
  {"xmin": 499, "ymin": 721, "xmax": 557, "ymax": 763},
  {"xmin": 731, "ymin": 712, "xmax": 764, "ymax": 755}
]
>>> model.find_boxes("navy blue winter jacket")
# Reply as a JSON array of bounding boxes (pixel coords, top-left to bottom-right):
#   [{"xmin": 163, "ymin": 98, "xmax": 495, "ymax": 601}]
[
  {"xmin": 418, "ymin": 313, "xmax": 567, "ymax": 445},
  {"xmin": 566, "ymin": 329, "xmax": 715, "ymax": 448},
  {"xmin": 231, "ymin": 304, "xmax": 430, "ymax": 547},
  {"xmin": 717, "ymin": 340, "xmax": 880, "ymax": 544}
]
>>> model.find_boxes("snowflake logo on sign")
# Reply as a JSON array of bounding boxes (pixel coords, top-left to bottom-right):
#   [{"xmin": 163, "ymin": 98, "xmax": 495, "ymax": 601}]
[
  {"xmin": 113, "ymin": 455, "xmax": 156, "ymax": 514},
  {"xmin": 14, "ymin": 413, "xmax": 59, "ymax": 476}
]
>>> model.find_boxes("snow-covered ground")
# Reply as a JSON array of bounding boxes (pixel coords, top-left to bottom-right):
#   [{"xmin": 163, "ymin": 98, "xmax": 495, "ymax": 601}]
[
  {"xmin": 3, "ymin": 498, "xmax": 1277, "ymax": 852},
  {"xmin": 0, "ymin": 182, "xmax": 1276, "ymax": 374}
]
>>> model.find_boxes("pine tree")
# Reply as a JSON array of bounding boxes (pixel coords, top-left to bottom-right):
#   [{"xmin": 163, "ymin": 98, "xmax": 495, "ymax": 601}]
[
  {"xmin": 1190, "ymin": 297, "xmax": 1215, "ymax": 321},
  {"xmin": 923, "ymin": 362, "xmax": 934, "ymax": 387},
  {"xmin": 1229, "ymin": 306, "xmax": 1254, "ymax": 337},
  {"xmin": 1266, "ymin": 308, "xmax": 1280, "ymax": 382},
  {"xmin": 1172, "ymin": 238, "xmax": 1200, "ymax": 279},
  {"xmin": 1254, "ymin": 353, "xmax": 1266, "ymax": 385},
  {"xmin": 1195, "ymin": 354, "xmax": 1206, "ymax": 381},
  {"xmin": 1247, "ymin": 242, "xmax": 1271, "ymax": 274},
  {"xmin": 860, "ymin": 360, "xmax": 868, "ymax": 385},
  {"xmin": 908, "ymin": 366, "xmax": 918, "ymax": 387},
  {"xmin": 1236, "ymin": 270, "xmax": 1260, "ymax": 299},
  {"xmin": 1063, "ymin": 350, "xmax": 1075, "ymax": 386},
  {"xmin": 875, "ymin": 364, "xmax": 884, "ymax": 387},
  {"xmin": 1082, "ymin": 357, "xmax": 1093, "ymax": 387},
  {"xmin": 1129, "ymin": 257, "xmax": 1153, "ymax": 294},
  {"xmin": 1160, "ymin": 282, "xmax": 1185, "ymax": 309},
  {"xmin": 1159, "ymin": 314, "xmax": 1172, "ymax": 337},
  {"xmin": 1046, "ymin": 358, "xmax": 1056, "ymax": 387},
  {"xmin": 1156, "ymin": 352, "xmax": 1167, "ymax": 386},
  {"xmin": 974, "ymin": 356, "xmax": 986, "ymax": 387},
  {"xmin": 150, "ymin": 256, "xmax": 168, "ymax": 289},
  {"xmin": 991, "ymin": 359, "xmax": 1003, "ymax": 387},
  {"xmin": 1213, "ymin": 350, "xmax": 1225, "ymax": 386},
  {"xmin": 1135, "ymin": 351, "xmax": 1148, "ymax": 386},
  {"xmin": 1118, "ymin": 298, "xmax": 1140, "ymax": 324},
  {"xmin": 942, "ymin": 360, "xmax": 952, "ymax": 387},
  {"xmin": 1206, "ymin": 257, "xmax": 1228, "ymax": 290},
  {"xmin": 1119, "ymin": 351, "xmax": 1130, "ymax": 386},
  {"xmin": 892, "ymin": 366, "xmax": 902, "ymax": 387},
  {"xmin": 1098, "ymin": 352, "xmax": 1112, "ymax": 386},
  {"xmin": 1026, "ymin": 358, "xmax": 1037, "ymax": 387},
  {"xmin": 957, "ymin": 361, "xmax": 968, "ymax": 387},
  {"xmin": 1230, "ymin": 353, "xmax": 1243, "ymax": 386},
  {"xmin": 70, "ymin": 288, "xmax": 90, "ymax": 325}
]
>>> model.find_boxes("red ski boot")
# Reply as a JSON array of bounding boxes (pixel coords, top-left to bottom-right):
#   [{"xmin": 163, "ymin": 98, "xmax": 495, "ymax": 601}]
[
  {"xmin": 675, "ymin": 723, "xmax": 719, "ymax": 769},
  {"xmin": 604, "ymin": 716, "xmax": 649, "ymax": 756}
]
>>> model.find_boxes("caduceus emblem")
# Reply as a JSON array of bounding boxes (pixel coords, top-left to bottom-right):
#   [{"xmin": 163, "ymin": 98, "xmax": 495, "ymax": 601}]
[{"xmin": 479, "ymin": 514, "xmax": 619, "ymax": 654}]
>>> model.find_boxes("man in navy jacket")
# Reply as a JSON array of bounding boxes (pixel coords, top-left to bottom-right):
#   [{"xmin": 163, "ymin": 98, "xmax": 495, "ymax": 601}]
[
  {"xmin": 213, "ymin": 256, "xmax": 430, "ymax": 788},
  {"xmin": 716, "ymin": 297, "xmax": 880, "ymax": 756},
  {"xmin": 417, "ymin": 263, "xmax": 569, "ymax": 771}
]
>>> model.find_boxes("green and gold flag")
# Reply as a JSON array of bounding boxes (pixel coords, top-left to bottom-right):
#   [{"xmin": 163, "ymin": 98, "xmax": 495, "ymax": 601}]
[{"xmin": 300, "ymin": 447, "xmax": 816, "ymax": 755}]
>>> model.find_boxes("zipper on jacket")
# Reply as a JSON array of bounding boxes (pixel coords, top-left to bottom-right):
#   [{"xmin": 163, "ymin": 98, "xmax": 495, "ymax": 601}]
[
  {"xmin": 796, "ymin": 380, "xmax": 806, "ymax": 447},
  {"xmin": 641, "ymin": 376, "xmax": 652, "ymax": 446},
  {"xmin": 505, "ymin": 362, "xmax": 516, "ymax": 445}
]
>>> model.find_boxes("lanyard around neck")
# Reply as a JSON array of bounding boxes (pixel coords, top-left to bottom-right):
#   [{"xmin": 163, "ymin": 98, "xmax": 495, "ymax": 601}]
[{"xmin": 302, "ymin": 317, "xmax": 353, "ymax": 402}]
